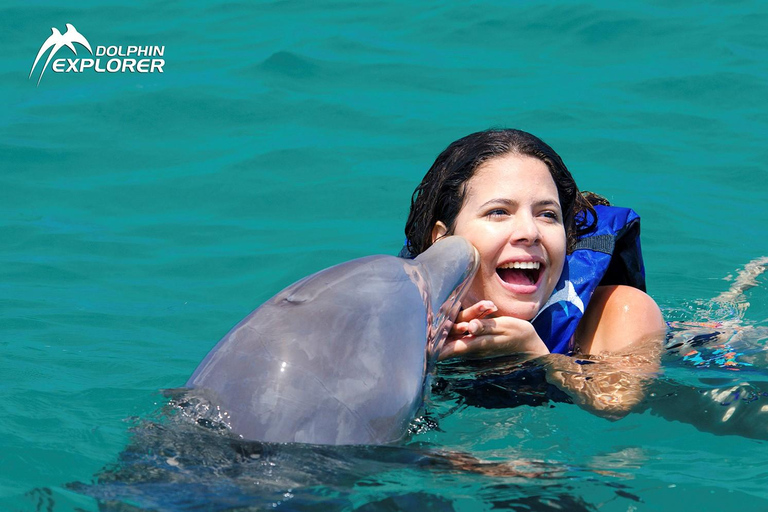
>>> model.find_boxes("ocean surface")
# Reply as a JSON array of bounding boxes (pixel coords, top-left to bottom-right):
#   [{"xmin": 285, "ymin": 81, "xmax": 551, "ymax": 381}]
[{"xmin": 2, "ymin": 1, "xmax": 768, "ymax": 510}]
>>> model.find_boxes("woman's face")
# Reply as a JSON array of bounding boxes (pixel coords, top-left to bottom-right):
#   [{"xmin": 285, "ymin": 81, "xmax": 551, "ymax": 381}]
[{"xmin": 433, "ymin": 153, "xmax": 566, "ymax": 320}]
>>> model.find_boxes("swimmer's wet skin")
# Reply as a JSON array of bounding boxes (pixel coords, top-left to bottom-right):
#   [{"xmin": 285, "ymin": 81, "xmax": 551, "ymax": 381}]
[
  {"xmin": 714, "ymin": 256, "xmax": 768, "ymax": 306},
  {"xmin": 643, "ymin": 256, "xmax": 768, "ymax": 440}
]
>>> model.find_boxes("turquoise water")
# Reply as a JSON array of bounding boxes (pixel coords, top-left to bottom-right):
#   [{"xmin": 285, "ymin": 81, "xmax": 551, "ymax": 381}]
[{"xmin": 3, "ymin": 0, "xmax": 768, "ymax": 510}]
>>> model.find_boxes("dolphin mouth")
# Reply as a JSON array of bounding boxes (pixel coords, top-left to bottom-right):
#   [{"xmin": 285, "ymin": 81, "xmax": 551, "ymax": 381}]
[
  {"xmin": 409, "ymin": 236, "xmax": 480, "ymax": 364},
  {"xmin": 429, "ymin": 245, "xmax": 480, "ymax": 358}
]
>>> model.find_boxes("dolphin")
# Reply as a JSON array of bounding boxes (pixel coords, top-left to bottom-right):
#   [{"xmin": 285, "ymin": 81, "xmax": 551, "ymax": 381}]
[
  {"xmin": 29, "ymin": 24, "xmax": 92, "ymax": 86},
  {"xmin": 185, "ymin": 236, "xmax": 479, "ymax": 445}
]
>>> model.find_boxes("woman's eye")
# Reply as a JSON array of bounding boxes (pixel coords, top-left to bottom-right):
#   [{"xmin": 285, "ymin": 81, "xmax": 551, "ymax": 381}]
[
  {"xmin": 540, "ymin": 211, "xmax": 560, "ymax": 221},
  {"xmin": 486, "ymin": 209, "xmax": 507, "ymax": 218}
]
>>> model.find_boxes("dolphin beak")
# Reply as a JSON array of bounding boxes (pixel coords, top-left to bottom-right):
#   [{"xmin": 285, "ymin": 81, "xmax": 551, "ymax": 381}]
[{"xmin": 412, "ymin": 236, "xmax": 479, "ymax": 359}]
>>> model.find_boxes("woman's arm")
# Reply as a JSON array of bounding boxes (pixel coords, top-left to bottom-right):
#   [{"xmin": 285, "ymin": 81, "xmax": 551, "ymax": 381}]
[
  {"xmin": 544, "ymin": 285, "xmax": 666, "ymax": 419},
  {"xmin": 438, "ymin": 287, "xmax": 665, "ymax": 419}
]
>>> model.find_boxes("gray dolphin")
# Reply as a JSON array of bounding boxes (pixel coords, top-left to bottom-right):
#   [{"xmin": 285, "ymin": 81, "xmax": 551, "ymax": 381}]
[{"xmin": 186, "ymin": 236, "xmax": 479, "ymax": 445}]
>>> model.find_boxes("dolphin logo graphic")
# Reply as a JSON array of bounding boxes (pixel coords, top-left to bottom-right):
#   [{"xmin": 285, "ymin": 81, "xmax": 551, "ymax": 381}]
[
  {"xmin": 535, "ymin": 279, "xmax": 585, "ymax": 318},
  {"xmin": 29, "ymin": 23, "xmax": 92, "ymax": 86}
]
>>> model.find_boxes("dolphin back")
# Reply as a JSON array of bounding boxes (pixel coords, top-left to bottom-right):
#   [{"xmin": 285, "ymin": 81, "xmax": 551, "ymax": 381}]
[{"xmin": 186, "ymin": 237, "xmax": 478, "ymax": 445}]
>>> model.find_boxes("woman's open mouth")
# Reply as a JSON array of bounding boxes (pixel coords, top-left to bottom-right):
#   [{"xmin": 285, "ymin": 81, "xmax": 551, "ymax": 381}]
[{"xmin": 496, "ymin": 261, "xmax": 543, "ymax": 289}]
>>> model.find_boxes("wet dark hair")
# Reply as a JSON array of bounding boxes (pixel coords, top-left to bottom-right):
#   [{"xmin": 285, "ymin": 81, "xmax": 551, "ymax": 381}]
[{"xmin": 404, "ymin": 129, "xmax": 599, "ymax": 256}]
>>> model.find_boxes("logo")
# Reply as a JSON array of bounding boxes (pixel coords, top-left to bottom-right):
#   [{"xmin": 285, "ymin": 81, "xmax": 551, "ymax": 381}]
[{"xmin": 29, "ymin": 23, "xmax": 165, "ymax": 86}]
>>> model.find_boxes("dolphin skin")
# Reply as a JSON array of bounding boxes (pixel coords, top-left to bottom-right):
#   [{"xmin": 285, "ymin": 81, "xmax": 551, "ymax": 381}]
[{"xmin": 186, "ymin": 236, "xmax": 479, "ymax": 445}]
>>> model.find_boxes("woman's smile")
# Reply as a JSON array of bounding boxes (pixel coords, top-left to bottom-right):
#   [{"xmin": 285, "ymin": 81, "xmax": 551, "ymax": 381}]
[{"xmin": 496, "ymin": 257, "xmax": 545, "ymax": 294}]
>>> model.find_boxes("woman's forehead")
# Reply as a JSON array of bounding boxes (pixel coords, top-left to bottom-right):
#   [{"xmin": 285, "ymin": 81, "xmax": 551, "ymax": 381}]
[{"xmin": 466, "ymin": 154, "xmax": 558, "ymax": 200}]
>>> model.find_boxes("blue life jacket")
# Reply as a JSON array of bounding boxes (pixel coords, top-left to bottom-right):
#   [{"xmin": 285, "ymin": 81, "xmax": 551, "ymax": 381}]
[
  {"xmin": 532, "ymin": 204, "xmax": 646, "ymax": 353},
  {"xmin": 399, "ymin": 204, "xmax": 646, "ymax": 355}
]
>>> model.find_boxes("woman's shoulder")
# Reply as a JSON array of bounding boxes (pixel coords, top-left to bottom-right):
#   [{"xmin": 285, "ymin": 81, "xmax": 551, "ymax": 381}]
[{"xmin": 575, "ymin": 285, "xmax": 665, "ymax": 355}]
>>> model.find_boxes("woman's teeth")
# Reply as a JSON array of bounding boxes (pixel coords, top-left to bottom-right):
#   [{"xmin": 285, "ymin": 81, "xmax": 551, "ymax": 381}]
[
  {"xmin": 497, "ymin": 261, "xmax": 541, "ymax": 270},
  {"xmin": 497, "ymin": 261, "xmax": 542, "ymax": 286}
]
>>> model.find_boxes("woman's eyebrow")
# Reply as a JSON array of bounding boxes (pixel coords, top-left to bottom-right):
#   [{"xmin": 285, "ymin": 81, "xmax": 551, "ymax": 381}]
[
  {"xmin": 477, "ymin": 198, "xmax": 516, "ymax": 209},
  {"xmin": 533, "ymin": 199, "xmax": 562, "ymax": 210},
  {"xmin": 477, "ymin": 198, "xmax": 561, "ymax": 209}
]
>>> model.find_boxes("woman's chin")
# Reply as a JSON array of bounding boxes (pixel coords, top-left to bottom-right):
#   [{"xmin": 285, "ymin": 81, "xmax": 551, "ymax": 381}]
[{"xmin": 495, "ymin": 301, "xmax": 540, "ymax": 321}]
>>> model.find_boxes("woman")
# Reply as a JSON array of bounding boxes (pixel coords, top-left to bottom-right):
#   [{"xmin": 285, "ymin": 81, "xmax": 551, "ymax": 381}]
[{"xmin": 404, "ymin": 129, "xmax": 666, "ymax": 417}]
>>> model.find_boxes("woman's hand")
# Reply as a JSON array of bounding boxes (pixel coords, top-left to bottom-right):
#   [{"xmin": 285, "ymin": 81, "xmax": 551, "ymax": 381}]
[{"xmin": 439, "ymin": 300, "xmax": 550, "ymax": 361}]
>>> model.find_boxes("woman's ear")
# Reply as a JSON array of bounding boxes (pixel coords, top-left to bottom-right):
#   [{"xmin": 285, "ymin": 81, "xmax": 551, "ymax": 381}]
[{"xmin": 431, "ymin": 221, "xmax": 448, "ymax": 243}]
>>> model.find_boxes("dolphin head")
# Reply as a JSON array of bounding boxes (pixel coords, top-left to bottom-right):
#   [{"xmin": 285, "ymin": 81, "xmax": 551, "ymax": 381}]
[
  {"xmin": 408, "ymin": 236, "xmax": 479, "ymax": 364},
  {"xmin": 184, "ymin": 235, "xmax": 479, "ymax": 445}
]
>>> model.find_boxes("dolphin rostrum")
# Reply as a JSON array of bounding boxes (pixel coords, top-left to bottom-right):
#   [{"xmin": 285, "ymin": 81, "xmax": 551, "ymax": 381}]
[{"xmin": 185, "ymin": 236, "xmax": 479, "ymax": 445}]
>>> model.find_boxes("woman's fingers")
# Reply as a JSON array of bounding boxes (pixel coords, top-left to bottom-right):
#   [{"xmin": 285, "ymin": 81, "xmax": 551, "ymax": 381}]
[
  {"xmin": 455, "ymin": 300, "xmax": 497, "ymax": 323},
  {"xmin": 466, "ymin": 318, "xmax": 492, "ymax": 335},
  {"xmin": 440, "ymin": 333, "xmax": 497, "ymax": 360},
  {"xmin": 438, "ymin": 339, "xmax": 467, "ymax": 360},
  {"xmin": 449, "ymin": 321, "xmax": 469, "ymax": 339},
  {"xmin": 447, "ymin": 318, "xmax": 492, "ymax": 340},
  {"xmin": 440, "ymin": 332, "xmax": 532, "ymax": 360},
  {"xmin": 440, "ymin": 317, "xmax": 550, "ymax": 360},
  {"xmin": 449, "ymin": 301, "xmax": 498, "ymax": 338}
]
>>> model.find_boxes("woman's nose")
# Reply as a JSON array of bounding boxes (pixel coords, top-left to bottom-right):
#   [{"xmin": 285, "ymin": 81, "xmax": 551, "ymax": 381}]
[{"xmin": 510, "ymin": 214, "xmax": 540, "ymax": 245}]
